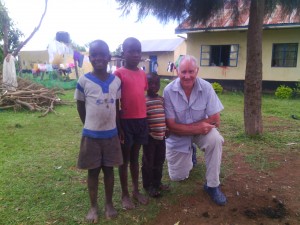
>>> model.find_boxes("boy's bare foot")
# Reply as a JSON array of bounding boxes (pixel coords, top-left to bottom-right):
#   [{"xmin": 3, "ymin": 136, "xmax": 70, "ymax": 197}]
[
  {"xmin": 86, "ymin": 207, "xmax": 98, "ymax": 224},
  {"xmin": 133, "ymin": 192, "xmax": 149, "ymax": 205},
  {"xmin": 159, "ymin": 184, "xmax": 171, "ymax": 191},
  {"xmin": 105, "ymin": 204, "xmax": 118, "ymax": 219},
  {"xmin": 122, "ymin": 195, "xmax": 135, "ymax": 210}
]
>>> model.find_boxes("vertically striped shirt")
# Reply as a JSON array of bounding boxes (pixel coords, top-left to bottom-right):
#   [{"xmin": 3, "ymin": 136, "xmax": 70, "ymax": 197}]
[{"xmin": 146, "ymin": 95, "xmax": 167, "ymax": 140}]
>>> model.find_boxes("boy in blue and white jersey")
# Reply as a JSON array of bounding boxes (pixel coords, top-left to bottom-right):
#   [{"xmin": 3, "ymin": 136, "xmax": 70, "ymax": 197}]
[{"xmin": 74, "ymin": 40, "xmax": 123, "ymax": 223}]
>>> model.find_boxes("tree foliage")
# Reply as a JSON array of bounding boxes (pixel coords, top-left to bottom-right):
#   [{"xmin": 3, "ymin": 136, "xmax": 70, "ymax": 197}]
[
  {"xmin": 0, "ymin": 0, "xmax": 48, "ymax": 61},
  {"xmin": 111, "ymin": 44, "xmax": 122, "ymax": 57},
  {"xmin": 71, "ymin": 42, "xmax": 86, "ymax": 52},
  {"xmin": 0, "ymin": 2, "xmax": 23, "ymax": 62},
  {"xmin": 6, "ymin": 23, "xmax": 23, "ymax": 53},
  {"xmin": 117, "ymin": 0, "xmax": 300, "ymax": 24}
]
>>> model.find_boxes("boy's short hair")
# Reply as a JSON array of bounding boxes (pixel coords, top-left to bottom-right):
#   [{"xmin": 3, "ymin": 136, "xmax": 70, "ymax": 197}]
[
  {"xmin": 89, "ymin": 40, "xmax": 110, "ymax": 53},
  {"xmin": 122, "ymin": 37, "xmax": 141, "ymax": 52},
  {"xmin": 147, "ymin": 72, "xmax": 160, "ymax": 81}
]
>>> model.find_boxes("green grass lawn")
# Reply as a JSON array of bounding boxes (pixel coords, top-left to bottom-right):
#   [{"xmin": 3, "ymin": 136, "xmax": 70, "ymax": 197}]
[{"xmin": 0, "ymin": 88, "xmax": 299, "ymax": 225}]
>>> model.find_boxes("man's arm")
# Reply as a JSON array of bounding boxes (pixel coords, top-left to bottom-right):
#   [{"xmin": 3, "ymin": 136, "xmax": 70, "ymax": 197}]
[
  {"xmin": 166, "ymin": 113, "xmax": 221, "ymax": 136},
  {"xmin": 202, "ymin": 113, "xmax": 221, "ymax": 128},
  {"xmin": 76, "ymin": 100, "xmax": 86, "ymax": 124}
]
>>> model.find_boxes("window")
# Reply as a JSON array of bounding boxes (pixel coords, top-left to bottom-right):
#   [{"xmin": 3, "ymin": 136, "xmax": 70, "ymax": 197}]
[
  {"xmin": 272, "ymin": 43, "xmax": 298, "ymax": 67},
  {"xmin": 200, "ymin": 44, "xmax": 239, "ymax": 67}
]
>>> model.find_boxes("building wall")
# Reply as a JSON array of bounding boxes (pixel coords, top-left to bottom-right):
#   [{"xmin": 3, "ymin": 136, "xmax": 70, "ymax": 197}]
[
  {"xmin": 140, "ymin": 53, "xmax": 151, "ymax": 73},
  {"xmin": 173, "ymin": 40, "xmax": 187, "ymax": 76},
  {"xmin": 19, "ymin": 38, "xmax": 188, "ymax": 79},
  {"xmin": 186, "ymin": 28, "xmax": 300, "ymax": 82},
  {"xmin": 18, "ymin": 50, "xmax": 92, "ymax": 79},
  {"xmin": 19, "ymin": 51, "xmax": 49, "ymax": 70},
  {"xmin": 263, "ymin": 29, "xmax": 300, "ymax": 81},
  {"xmin": 141, "ymin": 52, "xmax": 175, "ymax": 75},
  {"xmin": 140, "ymin": 39, "xmax": 187, "ymax": 76}
]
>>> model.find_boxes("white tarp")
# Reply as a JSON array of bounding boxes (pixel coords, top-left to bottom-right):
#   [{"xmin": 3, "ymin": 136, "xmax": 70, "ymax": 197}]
[
  {"xmin": 2, "ymin": 54, "xmax": 18, "ymax": 91},
  {"xmin": 47, "ymin": 40, "xmax": 73, "ymax": 65}
]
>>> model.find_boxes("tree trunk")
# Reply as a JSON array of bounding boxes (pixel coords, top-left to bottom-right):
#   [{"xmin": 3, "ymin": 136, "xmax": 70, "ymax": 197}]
[
  {"xmin": 3, "ymin": 20, "xmax": 9, "ymax": 57},
  {"xmin": 244, "ymin": 0, "xmax": 264, "ymax": 135}
]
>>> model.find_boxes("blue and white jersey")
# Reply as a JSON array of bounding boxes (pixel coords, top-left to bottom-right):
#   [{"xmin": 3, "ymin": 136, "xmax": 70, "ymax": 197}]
[{"xmin": 74, "ymin": 72, "xmax": 121, "ymax": 139}]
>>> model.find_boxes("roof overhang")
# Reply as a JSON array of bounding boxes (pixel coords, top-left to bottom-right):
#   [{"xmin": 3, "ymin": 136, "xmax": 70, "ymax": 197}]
[{"xmin": 176, "ymin": 23, "xmax": 300, "ymax": 34}]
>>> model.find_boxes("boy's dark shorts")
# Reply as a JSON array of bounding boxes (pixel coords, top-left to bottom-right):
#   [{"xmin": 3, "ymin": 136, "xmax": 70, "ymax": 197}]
[
  {"xmin": 77, "ymin": 135, "xmax": 123, "ymax": 170},
  {"xmin": 121, "ymin": 118, "xmax": 149, "ymax": 148}
]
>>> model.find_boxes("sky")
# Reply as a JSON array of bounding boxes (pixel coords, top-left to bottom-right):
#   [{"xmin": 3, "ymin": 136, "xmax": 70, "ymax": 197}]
[{"xmin": 2, "ymin": 0, "xmax": 181, "ymax": 51}]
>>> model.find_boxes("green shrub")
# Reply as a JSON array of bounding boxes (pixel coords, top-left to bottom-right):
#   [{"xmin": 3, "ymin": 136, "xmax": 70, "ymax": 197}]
[
  {"xmin": 292, "ymin": 82, "xmax": 300, "ymax": 98},
  {"xmin": 212, "ymin": 82, "xmax": 223, "ymax": 94},
  {"xmin": 160, "ymin": 78, "xmax": 171, "ymax": 86},
  {"xmin": 275, "ymin": 85, "xmax": 293, "ymax": 99}
]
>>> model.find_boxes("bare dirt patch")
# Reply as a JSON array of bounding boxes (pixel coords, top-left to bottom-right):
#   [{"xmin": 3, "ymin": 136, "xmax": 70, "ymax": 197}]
[{"xmin": 147, "ymin": 152, "xmax": 300, "ymax": 225}]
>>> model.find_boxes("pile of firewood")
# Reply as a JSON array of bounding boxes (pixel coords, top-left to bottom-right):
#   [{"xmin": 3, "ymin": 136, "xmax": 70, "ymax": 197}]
[{"xmin": 0, "ymin": 76, "xmax": 69, "ymax": 117}]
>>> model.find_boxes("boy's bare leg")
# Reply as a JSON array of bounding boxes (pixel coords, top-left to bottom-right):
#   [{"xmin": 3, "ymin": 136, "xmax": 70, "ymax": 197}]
[
  {"xmin": 102, "ymin": 166, "xmax": 118, "ymax": 219},
  {"xmin": 86, "ymin": 168, "xmax": 100, "ymax": 223},
  {"xmin": 119, "ymin": 146, "xmax": 135, "ymax": 209},
  {"xmin": 131, "ymin": 144, "xmax": 149, "ymax": 205}
]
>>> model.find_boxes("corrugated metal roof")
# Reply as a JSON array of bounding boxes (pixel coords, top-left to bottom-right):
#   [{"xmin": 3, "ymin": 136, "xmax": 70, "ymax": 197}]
[
  {"xmin": 176, "ymin": 3, "xmax": 300, "ymax": 33},
  {"xmin": 141, "ymin": 38, "xmax": 185, "ymax": 52}
]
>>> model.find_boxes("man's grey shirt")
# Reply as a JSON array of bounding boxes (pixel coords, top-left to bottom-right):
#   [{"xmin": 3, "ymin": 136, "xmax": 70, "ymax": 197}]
[{"xmin": 163, "ymin": 77, "xmax": 224, "ymax": 153}]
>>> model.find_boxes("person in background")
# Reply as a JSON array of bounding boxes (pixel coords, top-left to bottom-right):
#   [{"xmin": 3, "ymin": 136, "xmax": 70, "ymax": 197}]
[
  {"xmin": 153, "ymin": 61, "xmax": 158, "ymax": 73},
  {"xmin": 114, "ymin": 37, "xmax": 149, "ymax": 209},
  {"xmin": 142, "ymin": 72, "xmax": 170, "ymax": 198},
  {"xmin": 163, "ymin": 55, "xmax": 227, "ymax": 206},
  {"xmin": 74, "ymin": 40, "xmax": 123, "ymax": 223}
]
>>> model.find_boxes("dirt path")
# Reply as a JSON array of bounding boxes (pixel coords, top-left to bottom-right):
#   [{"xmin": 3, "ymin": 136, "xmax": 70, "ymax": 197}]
[{"xmin": 147, "ymin": 152, "xmax": 300, "ymax": 225}]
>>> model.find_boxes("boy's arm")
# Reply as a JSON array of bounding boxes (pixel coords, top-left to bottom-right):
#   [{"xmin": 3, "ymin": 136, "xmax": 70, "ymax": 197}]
[
  {"xmin": 76, "ymin": 100, "xmax": 86, "ymax": 124},
  {"xmin": 116, "ymin": 99, "xmax": 124, "ymax": 143}
]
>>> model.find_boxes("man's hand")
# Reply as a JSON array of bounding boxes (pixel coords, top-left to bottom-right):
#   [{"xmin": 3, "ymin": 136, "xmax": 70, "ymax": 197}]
[
  {"xmin": 166, "ymin": 113, "xmax": 220, "ymax": 136},
  {"xmin": 196, "ymin": 121, "xmax": 215, "ymax": 135}
]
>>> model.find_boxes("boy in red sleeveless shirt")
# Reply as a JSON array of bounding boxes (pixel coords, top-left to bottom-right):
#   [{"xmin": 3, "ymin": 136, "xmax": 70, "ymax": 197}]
[{"xmin": 114, "ymin": 37, "xmax": 149, "ymax": 209}]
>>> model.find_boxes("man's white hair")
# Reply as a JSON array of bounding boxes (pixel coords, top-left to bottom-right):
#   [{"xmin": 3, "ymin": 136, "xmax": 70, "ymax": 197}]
[{"xmin": 177, "ymin": 55, "xmax": 198, "ymax": 71}]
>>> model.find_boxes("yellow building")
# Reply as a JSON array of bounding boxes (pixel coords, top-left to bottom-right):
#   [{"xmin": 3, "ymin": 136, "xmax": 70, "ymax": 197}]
[
  {"xmin": 175, "ymin": 5, "xmax": 300, "ymax": 90},
  {"xmin": 18, "ymin": 50, "xmax": 49, "ymax": 71},
  {"xmin": 140, "ymin": 38, "xmax": 186, "ymax": 77},
  {"xmin": 18, "ymin": 50, "xmax": 93, "ymax": 79},
  {"xmin": 18, "ymin": 38, "xmax": 187, "ymax": 79}
]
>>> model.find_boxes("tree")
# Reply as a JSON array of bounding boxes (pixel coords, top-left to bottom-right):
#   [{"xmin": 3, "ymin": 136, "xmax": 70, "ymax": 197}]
[
  {"xmin": 71, "ymin": 42, "xmax": 86, "ymax": 52},
  {"xmin": 116, "ymin": 0, "xmax": 300, "ymax": 136},
  {"xmin": 0, "ymin": 21, "xmax": 24, "ymax": 62},
  {"xmin": 0, "ymin": 0, "xmax": 48, "ymax": 59},
  {"xmin": 111, "ymin": 44, "xmax": 122, "ymax": 57},
  {"xmin": 0, "ymin": 2, "xmax": 22, "ymax": 62}
]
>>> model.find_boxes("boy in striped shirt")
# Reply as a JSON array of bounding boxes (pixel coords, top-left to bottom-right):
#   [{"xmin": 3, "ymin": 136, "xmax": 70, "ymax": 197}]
[{"xmin": 142, "ymin": 73, "xmax": 170, "ymax": 197}]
